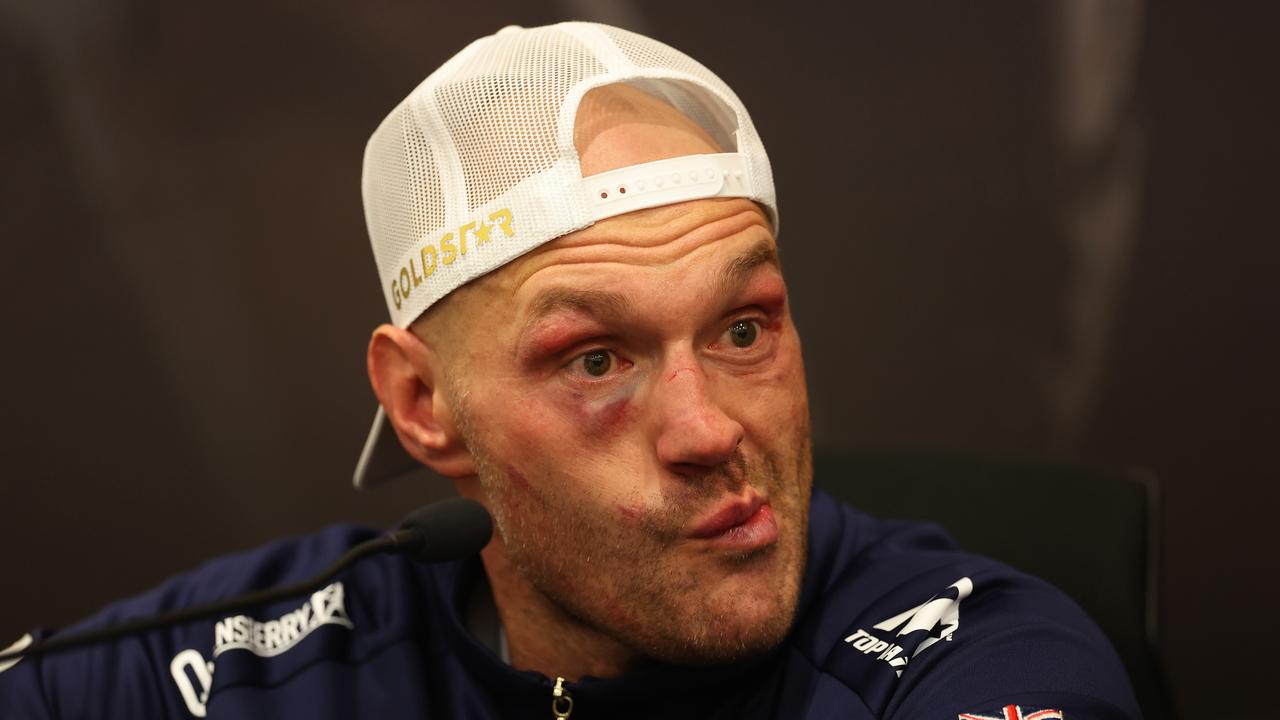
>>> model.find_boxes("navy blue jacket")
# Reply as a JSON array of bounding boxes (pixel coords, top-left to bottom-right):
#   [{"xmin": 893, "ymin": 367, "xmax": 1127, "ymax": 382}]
[{"xmin": 0, "ymin": 490, "xmax": 1140, "ymax": 718}]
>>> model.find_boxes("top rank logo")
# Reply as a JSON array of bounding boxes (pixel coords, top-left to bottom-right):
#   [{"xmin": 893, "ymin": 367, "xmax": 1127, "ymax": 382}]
[{"xmin": 844, "ymin": 577, "xmax": 973, "ymax": 677}]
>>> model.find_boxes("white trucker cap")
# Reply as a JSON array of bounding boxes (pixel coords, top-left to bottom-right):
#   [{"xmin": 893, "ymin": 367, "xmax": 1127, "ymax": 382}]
[{"xmin": 354, "ymin": 21, "xmax": 779, "ymax": 487}]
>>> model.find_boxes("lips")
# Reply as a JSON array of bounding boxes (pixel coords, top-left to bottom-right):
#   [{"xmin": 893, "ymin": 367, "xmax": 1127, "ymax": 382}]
[
  {"xmin": 687, "ymin": 494, "xmax": 779, "ymax": 551},
  {"xmin": 689, "ymin": 495, "xmax": 764, "ymax": 538}
]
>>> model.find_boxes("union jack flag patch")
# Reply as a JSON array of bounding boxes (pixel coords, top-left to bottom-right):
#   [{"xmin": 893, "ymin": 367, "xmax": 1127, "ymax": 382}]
[{"xmin": 958, "ymin": 705, "xmax": 1064, "ymax": 720}]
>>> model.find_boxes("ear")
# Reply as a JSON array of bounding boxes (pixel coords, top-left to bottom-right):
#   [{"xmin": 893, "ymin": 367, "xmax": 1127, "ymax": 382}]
[{"xmin": 366, "ymin": 324, "xmax": 476, "ymax": 478}]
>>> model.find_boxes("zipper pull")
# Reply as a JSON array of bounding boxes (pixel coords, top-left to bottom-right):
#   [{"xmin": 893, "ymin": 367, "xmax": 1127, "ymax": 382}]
[{"xmin": 551, "ymin": 676, "xmax": 574, "ymax": 719}]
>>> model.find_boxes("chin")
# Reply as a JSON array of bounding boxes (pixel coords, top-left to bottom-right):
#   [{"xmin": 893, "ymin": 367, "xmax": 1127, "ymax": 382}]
[
  {"xmin": 666, "ymin": 597, "xmax": 796, "ymax": 666},
  {"xmin": 646, "ymin": 562, "xmax": 804, "ymax": 667},
  {"xmin": 652, "ymin": 525, "xmax": 808, "ymax": 666}
]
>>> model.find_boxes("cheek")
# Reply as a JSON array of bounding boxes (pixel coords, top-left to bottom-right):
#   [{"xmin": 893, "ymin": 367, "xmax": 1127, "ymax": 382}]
[
  {"xmin": 484, "ymin": 385, "xmax": 645, "ymax": 506},
  {"xmin": 617, "ymin": 502, "xmax": 644, "ymax": 524},
  {"xmin": 774, "ymin": 332, "xmax": 808, "ymax": 390},
  {"xmin": 552, "ymin": 384, "xmax": 638, "ymax": 442},
  {"xmin": 494, "ymin": 464, "xmax": 542, "ymax": 515},
  {"xmin": 590, "ymin": 395, "xmax": 635, "ymax": 436},
  {"xmin": 742, "ymin": 338, "xmax": 810, "ymax": 430},
  {"xmin": 506, "ymin": 464, "xmax": 534, "ymax": 493}
]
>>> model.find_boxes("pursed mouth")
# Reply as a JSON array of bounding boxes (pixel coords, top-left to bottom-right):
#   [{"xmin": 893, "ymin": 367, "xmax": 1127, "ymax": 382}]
[{"xmin": 687, "ymin": 493, "xmax": 767, "ymax": 539}]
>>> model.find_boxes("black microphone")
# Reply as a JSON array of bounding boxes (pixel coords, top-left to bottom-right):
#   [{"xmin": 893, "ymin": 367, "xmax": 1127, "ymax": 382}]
[
  {"xmin": 395, "ymin": 497, "xmax": 494, "ymax": 563},
  {"xmin": 0, "ymin": 497, "xmax": 492, "ymax": 663}
]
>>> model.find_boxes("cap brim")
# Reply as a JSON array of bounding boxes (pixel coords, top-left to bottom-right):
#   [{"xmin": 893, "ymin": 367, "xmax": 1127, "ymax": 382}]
[{"xmin": 353, "ymin": 406, "xmax": 424, "ymax": 488}]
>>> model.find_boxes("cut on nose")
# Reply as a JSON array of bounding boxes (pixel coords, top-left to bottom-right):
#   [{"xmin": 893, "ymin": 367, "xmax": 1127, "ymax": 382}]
[{"xmin": 654, "ymin": 368, "xmax": 745, "ymax": 471}]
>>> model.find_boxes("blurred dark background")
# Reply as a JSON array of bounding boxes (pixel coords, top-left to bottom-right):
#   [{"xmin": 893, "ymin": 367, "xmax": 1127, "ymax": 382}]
[{"xmin": 1, "ymin": 1, "xmax": 1276, "ymax": 717}]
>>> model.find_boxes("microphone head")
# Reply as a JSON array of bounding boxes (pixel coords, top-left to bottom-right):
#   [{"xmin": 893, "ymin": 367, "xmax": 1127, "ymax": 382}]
[{"xmin": 396, "ymin": 497, "xmax": 493, "ymax": 563}]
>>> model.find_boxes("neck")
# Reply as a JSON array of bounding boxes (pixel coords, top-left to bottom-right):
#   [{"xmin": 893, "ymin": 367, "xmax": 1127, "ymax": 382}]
[{"xmin": 478, "ymin": 537, "xmax": 639, "ymax": 681}]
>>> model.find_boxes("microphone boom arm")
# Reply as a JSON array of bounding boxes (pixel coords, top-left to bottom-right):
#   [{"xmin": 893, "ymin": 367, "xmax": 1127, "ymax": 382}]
[
  {"xmin": 1, "ymin": 496, "xmax": 492, "ymax": 664},
  {"xmin": 1, "ymin": 528, "xmax": 415, "ymax": 663}
]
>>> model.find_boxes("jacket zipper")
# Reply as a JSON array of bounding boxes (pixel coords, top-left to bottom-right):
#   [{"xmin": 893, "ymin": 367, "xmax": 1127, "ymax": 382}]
[{"xmin": 551, "ymin": 676, "xmax": 574, "ymax": 719}]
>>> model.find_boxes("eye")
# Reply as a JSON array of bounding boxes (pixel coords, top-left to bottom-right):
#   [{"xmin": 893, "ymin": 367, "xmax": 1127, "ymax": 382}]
[
  {"xmin": 580, "ymin": 349, "xmax": 613, "ymax": 377},
  {"xmin": 726, "ymin": 319, "xmax": 761, "ymax": 348}
]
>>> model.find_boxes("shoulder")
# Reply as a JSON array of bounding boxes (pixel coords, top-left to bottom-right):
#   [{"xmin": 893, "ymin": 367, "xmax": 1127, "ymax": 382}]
[
  {"xmin": 0, "ymin": 524, "xmax": 444, "ymax": 719},
  {"xmin": 786, "ymin": 491, "xmax": 1141, "ymax": 719}
]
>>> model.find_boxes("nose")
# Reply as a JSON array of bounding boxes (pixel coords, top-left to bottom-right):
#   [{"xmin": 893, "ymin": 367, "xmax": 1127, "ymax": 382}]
[{"xmin": 652, "ymin": 363, "xmax": 745, "ymax": 473}]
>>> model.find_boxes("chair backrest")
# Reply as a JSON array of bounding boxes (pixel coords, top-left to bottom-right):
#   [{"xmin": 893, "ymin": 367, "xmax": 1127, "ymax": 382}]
[{"xmin": 814, "ymin": 449, "xmax": 1174, "ymax": 719}]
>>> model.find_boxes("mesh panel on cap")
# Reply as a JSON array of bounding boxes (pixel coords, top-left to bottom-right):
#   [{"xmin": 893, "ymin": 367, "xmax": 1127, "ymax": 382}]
[
  {"xmin": 363, "ymin": 104, "xmax": 445, "ymax": 281},
  {"xmin": 434, "ymin": 29, "xmax": 607, "ymax": 212},
  {"xmin": 598, "ymin": 24, "xmax": 708, "ymax": 71}
]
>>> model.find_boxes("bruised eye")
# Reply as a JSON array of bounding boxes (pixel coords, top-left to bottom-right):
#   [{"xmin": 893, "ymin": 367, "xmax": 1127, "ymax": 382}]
[
  {"xmin": 581, "ymin": 350, "xmax": 612, "ymax": 377},
  {"xmin": 727, "ymin": 320, "xmax": 760, "ymax": 348}
]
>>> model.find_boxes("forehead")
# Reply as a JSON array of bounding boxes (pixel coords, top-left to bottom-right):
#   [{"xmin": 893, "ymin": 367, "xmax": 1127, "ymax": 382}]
[{"xmin": 499, "ymin": 198, "xmax": 776, "ymax": 305}]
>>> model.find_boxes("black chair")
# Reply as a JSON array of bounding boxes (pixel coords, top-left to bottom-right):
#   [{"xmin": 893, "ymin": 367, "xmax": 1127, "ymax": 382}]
[{"xmin": 814, "ymin": 449, "xmax": 1174, "ymax": 719}]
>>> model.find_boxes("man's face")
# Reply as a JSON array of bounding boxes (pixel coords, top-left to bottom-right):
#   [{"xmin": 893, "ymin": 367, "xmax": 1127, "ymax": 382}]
[{"xmin": 442, "ymin": 197, "xmax": 813, "ymax": 666}]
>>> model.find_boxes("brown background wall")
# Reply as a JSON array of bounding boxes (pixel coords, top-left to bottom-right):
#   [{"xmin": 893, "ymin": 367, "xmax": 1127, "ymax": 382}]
[{"xmin": 1, "ymin": 2, "xmax": 1276, "ymax": 717}]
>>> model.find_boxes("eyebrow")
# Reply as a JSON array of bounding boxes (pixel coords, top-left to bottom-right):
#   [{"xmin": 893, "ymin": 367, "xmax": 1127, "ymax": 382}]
[
  {"xmin": 522, "ymin": 287, "xmax": 631, "ymax": 336},
  {"xmin": 714, "ymin": 240, "xmax": 782, "ymax": 299},
  {"xmin": 519, "ymin": 240, "xmax": 783, "ymax": 336}
]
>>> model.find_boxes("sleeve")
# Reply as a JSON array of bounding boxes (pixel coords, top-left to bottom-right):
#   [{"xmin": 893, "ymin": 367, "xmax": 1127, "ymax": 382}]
[
  {"xmin": 888, "ymin": 621, "xmax": 1141, "ymax": 720},
  {"xmin": 881, "ymin": 577, "xmax": 1143, "ymax": 720},
  {"xmin": 807, "ymin": 503, "xmax": 1143, "ymax": 720},
  {"xmin": 0, "ymin": 627, "xmax": 180, "ymax": 720}
]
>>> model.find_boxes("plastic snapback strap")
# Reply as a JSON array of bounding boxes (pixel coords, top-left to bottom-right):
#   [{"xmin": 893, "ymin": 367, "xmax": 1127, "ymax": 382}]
[{"xmin": 582, "ymin": 153, "xmax": 753, "ymax": 223}]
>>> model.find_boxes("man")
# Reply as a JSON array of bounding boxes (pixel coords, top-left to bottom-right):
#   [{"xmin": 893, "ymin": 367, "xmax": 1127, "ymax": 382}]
[{"xmin": 0, "ymin": 22, "xmax": 1140, "ymax": 719}]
